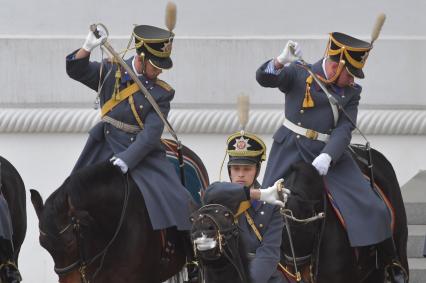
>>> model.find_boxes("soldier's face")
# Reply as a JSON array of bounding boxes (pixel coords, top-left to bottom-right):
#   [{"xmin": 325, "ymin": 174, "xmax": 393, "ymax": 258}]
[
  {"xmin": 327, "ymin": 60, "xmax": 355, "ymax": 88},
  {"xmin": 230, "ymin": 165, "xmax": 257, "ymax": 187},
  {"xmin": 335, "ymin": 67, "xmax": 354, "ymax": 88},
  {"xmin": 144, "ymin": 61, "xmax": 163, "ymax": 80}
]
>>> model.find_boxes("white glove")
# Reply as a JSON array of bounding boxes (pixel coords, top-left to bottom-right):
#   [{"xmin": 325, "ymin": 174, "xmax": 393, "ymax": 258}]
[
  {"xmin": 82, "ymin": 28, "xmax": 107, "ymax": 52},
  {"xmin": 111, "ymin": 157, "xmax": 128, "ymax": 174},
  {"xmin": 259, "ymin": 178, "xmax": 291, "ymax": 208},
  {"xmin": 276, "ymin": 40, "xmax": 303, "ymax": 65},
  {"xmin": 312, "ymin": 153, "xmax": 332, "ymax": 175}
]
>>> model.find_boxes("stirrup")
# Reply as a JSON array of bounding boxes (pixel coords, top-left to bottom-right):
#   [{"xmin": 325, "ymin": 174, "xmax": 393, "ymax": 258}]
[{"xmin": 384, "ymin": 261, "xmax": 408, "ymax": 283}]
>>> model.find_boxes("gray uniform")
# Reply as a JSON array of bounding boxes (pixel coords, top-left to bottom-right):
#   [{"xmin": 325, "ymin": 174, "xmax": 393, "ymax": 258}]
[
  {"xmin": 256, "ymin": 59, "xmax": 392, "ymax": 247},
  {"xmin": 204, "ymin": 182, "xmax": 285, "ymax": 283},
  {"xmin": 66, "ymin": 50, "xmax": 193, "ymax": 230}
]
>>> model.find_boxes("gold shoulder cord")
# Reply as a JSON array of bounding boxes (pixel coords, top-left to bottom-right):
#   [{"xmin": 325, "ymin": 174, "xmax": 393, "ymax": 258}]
[
  {"xmin": 101, "ymin": 83, "xmax": 140, "ymax": 117},
  {"xmin": 128, "ymin": 95, "xmax": 144, "ymax": 129}
]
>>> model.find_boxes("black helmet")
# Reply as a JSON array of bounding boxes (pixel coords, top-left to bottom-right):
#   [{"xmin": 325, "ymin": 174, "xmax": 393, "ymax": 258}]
[{"xmin": 225, "ymin": 131, "xmax": 266, "ymax": 185}]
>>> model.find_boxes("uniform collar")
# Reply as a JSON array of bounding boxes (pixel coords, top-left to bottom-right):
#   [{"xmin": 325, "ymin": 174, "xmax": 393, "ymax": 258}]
[
  {"xmin": 130, "ymin": 56, "xmax": 155, "ymax": 88},
  {"xmin": 132, "ymin": 56, "xmax": 143, "ymax": 76}
]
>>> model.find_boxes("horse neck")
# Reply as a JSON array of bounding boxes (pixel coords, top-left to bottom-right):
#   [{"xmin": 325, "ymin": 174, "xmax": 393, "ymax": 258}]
[
  {"xmin": 202, "ymin": 238, "xmax": 250, "ymax": 283},
  {"xmin": 202, "ymin": 258, "xmax": 247, "ymax": 283},
  {"xmin": 63, "ymin": 172, "xmax": 130, "ymax": 241}
]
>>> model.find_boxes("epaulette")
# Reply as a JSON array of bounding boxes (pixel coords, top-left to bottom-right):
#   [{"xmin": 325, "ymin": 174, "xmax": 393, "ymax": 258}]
[{"xmin": 155, "ymin": 79, "xmax": 174, "ymax": 92}]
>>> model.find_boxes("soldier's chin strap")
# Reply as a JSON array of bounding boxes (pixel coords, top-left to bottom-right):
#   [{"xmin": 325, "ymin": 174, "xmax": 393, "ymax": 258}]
[
  {"xmin": 91, "ymin": 23, "xmax": 186, "ymax": 187},
  {"xmin": 294, "ymin": 54, "xmax": 375, "ymax": 190}
]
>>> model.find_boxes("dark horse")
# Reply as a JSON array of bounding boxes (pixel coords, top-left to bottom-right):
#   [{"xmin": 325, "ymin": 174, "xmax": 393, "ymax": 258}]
[
  {"xmin": 31, "ymin": 162, "xmax": 186, "ymax": 283},
  {"xmin": 279, "ymin": 145, "xmax": 408, "ymax": 283},
  {"xmin": 190, "ymin": 204, "xmax": 250, "ymax": 283},
  {"xmin": 30, "ymin": 139, "xmax": 209, "ymax": 283},
  {"xmin": 0, "ymin": 156, "xmax": 27, "ymax": 282}
]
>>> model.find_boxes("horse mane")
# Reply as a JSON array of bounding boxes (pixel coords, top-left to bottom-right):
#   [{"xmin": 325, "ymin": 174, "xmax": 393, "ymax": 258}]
[
  {"xmin": 45, "ymin": 161, "xmax": 124, "ymax": 217},
  {"xmin": 288, "ymin": 162, "xmax": 323, "ymax": 197}
]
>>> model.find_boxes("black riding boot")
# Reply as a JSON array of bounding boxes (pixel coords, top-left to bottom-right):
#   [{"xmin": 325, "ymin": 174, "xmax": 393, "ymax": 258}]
[
  {"xmin": 377, "ymin": 237, "xmax": 408, "ymax": 283},
  {"xmin": 181, "ymin": 231, "xmax": 199, "ymax": 283},
  {"xmin": 0, "ymin": 239, "xmax": 21, "ymax": 283}
]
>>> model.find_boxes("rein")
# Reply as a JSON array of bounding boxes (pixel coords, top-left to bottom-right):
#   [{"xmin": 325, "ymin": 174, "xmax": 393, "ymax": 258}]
[
  {"xmin": 279, "ymin": 179, "xmax": 326, "ymax": 282},
  {"xmin": 48, "ymin": 173, "xmax": 131, "ymax": 283}
]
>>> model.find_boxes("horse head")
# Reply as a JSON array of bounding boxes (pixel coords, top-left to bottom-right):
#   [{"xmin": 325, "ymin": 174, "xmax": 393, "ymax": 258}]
[
  {"xmin": 190, "ymin": 204, "xmax": 250, "ymax": 283},
  {"xmin": 280, "ymin": 162, "xmax": 325, "ymax": 273},
  {"xmin": 30, "ymin": 162, "xmax": 127, "ymax": 283}
]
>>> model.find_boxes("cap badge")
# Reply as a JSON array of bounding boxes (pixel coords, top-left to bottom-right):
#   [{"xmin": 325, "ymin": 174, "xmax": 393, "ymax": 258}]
[
  {"xmin": 360, "ymin": 51, "xmax": 370, "ymax": 64},
  {"xmin": 161, "ymin": 40, "xmax": 173, "ymax": 53},
  {"xmin": 233, "ymin": 137, "xmax": 251, "ymax": 151}
]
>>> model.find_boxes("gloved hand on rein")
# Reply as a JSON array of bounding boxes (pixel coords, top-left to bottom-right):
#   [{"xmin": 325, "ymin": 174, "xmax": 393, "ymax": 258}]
[
  {"xmin": 259, "ymin": 178, "xmax": 290, "ymax": 208},
  {"xmin": 312, "ymin": 153, "xmax": 332, "ymax": 175},
  {"xmin": 110, "ymin": 157, "xmax": 128, "ymax": 174}
]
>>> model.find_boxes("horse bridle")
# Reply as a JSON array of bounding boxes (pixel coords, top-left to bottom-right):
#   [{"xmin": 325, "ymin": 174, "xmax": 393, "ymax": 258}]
[
  {"xmin": 278, "ymin": 179, "xmax": 326, "ymax": 282},
  {"xmin": 190, "ymin": 204, "xmax": 246, "ymax": 283},
  {"xmin": 40, "ymin": 173, "xmax": 130, "ymax": 283}
]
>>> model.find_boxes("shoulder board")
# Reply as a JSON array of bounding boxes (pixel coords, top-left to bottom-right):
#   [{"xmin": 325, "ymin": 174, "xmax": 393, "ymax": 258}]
[{"xmin": 155, "ymin": 79, "xmax": 174, "ymax": 92}]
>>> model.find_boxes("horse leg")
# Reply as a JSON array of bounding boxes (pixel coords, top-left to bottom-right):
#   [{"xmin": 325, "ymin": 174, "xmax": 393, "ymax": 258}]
[
  {"xmin": 136, "ymin": 230, "xmax": 162, "ymax": 283},
  {"xmin": 317, "ymin": 204, "xmax": 358, "ymax": 283}
]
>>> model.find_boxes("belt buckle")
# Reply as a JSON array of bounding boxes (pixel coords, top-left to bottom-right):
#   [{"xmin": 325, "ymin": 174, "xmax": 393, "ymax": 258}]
[{"xmin": 306, "ymin": 129, "xmax": 318, "ymax": 140}]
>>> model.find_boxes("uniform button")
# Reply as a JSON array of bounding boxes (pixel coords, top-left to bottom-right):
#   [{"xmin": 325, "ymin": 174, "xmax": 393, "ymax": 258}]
[
  {"xmin": 106, "ymin": 130, "xmax": 110, "ymax": 134},
  {"xmin": 145, "ymin": 81, "xmax": 148, "ymax": 84},
  {"xmin": 263, "ymin": 201, "xmax": 266, "ymax": 205},
  {"xmin": 130, "ymin": 137, "xmax": 134, "ymax": 142},
  {"xmin": 300, "ymin": 109, "xmax": 304, "ymax": 114},
  {"xmin": 296, "ymin": 135, "xmax": 300, "ymax": 139},
  {"xmin": 139, "ymin": 105, "xmax": 143, "ymax": 109},
  {"xmin": 342, "ymin": 95, "xmax": 345, "ymax": 98},
  {"xmin": 259, "ymin": 224, "xmax": 264, "ymax": 228},
  {"xmin": 260, "ymin": 211, "xmax": 265, "ymax": 215},
  {"xmin": 149, "ymin": 87, "xmax": 153, "ymax": 90},
  {"xmin": 297, "ymin": 122, "xmax": 301, "ymax": 126}
]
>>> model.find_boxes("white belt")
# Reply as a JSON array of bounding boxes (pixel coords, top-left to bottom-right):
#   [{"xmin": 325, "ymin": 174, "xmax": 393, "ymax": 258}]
[{"xmin": 283, "ymin": 119, "xmax": 330, "ymax": 142}]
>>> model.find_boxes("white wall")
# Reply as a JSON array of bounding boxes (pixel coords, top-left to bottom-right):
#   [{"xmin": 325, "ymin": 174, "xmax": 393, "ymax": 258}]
[
  {"xmin": 1, "ymin": 0, "xmax": 425, "ymax": 281},
  {"xmin": 1, "ymin": 0, "xmax": 424, "ymax": 37}
]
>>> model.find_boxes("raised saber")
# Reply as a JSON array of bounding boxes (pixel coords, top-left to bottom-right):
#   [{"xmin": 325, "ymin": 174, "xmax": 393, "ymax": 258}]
[{"xmin": 91, "ymin": 23, "xmax": 186, "ymax": 186}]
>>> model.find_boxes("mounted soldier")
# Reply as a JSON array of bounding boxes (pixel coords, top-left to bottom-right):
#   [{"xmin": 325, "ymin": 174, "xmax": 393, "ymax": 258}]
[
  {"xmin": 65, "ymin": 4, "xmax": 197, "ymax": 278},
  {"xmin": 255, "ymin": 16, "xmax": 407, "ymax": 283},
  {"xmin": 193, "ymin": 97, "xmax": 289, "ymax": 282}
]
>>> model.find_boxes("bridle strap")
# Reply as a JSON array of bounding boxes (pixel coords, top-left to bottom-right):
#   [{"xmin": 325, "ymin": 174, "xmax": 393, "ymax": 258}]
[{"xmin": 54, "ymin": 173, "xmax": 131, "ymax": 282}]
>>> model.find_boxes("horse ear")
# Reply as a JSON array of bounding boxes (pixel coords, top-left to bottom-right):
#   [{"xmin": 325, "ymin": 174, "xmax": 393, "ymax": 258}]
[{"xmin": 30, "ymin": 189, "xmax": 44, "ymax": 219}]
